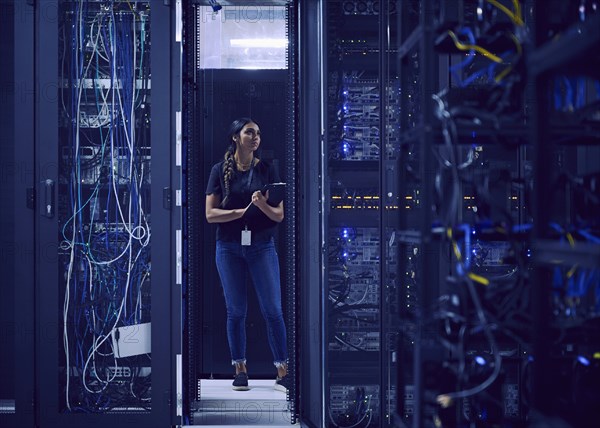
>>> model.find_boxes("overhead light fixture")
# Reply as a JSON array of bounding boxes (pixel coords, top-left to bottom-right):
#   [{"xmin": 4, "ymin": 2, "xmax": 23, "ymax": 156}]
[
  {"xmin": 230, "ymin": 38, "xmax": 288, "ymax": 48},
  {"xmin": 208, "ymin": 0, "xmax": 222, "ymax": 13}
]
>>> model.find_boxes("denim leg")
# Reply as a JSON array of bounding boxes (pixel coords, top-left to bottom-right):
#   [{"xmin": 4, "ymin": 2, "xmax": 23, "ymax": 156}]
[
  {"xmin": 215, "ymin": 241, "xmax": 248, "ymax": 363},
  {"xmin": 245, "ymin": 240, "xmax": 288, "ymax": 366}
]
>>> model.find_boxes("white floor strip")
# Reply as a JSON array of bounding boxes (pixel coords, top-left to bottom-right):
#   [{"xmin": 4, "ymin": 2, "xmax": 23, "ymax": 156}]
[{"xmin": 190, "ymin": 379, "xmax": 297, "ymax": 426}]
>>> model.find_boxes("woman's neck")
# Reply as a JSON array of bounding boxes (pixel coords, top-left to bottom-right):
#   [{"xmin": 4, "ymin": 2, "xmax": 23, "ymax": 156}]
[{"xmin": 234, "ymin": 151, "xmax": 254, "ymax": 167}]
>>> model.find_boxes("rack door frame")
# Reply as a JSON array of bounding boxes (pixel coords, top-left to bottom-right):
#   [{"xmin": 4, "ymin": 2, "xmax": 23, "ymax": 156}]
[
  {"xmin": 34, "ymin": 2, "xmax": 174, "ymax": 427},
  {"xmin": 0, "ymin": 1, "xmax": 36, "ymax": 426}
]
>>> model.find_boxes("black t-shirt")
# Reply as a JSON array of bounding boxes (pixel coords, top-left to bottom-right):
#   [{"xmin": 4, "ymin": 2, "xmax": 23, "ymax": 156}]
[{"xmin": 205, "ymin": 159, "xmax": 281, "ymax": 243}]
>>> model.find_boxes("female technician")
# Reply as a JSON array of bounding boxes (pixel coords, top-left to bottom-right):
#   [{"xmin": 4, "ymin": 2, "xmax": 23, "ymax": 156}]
[{"xmin": 205, "ymin": 117, "xmax": 290, "ymax": 392}]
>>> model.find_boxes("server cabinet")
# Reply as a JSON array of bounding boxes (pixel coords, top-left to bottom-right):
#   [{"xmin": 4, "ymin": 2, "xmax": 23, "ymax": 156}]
[
  {"xmin": 318, "ymin": 2, "xmax": 402, "ymax": 426},
  {"xmin": 529, "ymin": 3, "xmax": 600, "ymax": 426},
  {"xmin": 395, "ymin": 1, "xmax": 528, "ymax": 426},
  {"xmin": 34, "ymin": 1, "xmax": 176, "ymax": 427},
  {"xmin": 0, "ymin": 2, "xmax": 35, "ymax": 427},
  {"xmin": 395, "ymin": 1, "xmax": 600, "ymax": 427}
]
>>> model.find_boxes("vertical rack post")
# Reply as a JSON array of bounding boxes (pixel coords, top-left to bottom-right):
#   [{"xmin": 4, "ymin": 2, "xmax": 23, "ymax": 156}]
[
  {"xmin": 412, "ymin": 1, "xmax": 437, "ymax": 427},
  {"xmin": 379, "ymin": 1, "xmax": 389, "ymax": 426}
]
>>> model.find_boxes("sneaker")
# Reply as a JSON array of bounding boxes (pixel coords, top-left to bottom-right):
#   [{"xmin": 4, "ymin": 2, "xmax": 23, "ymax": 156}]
[
  {"xmin": 274, "ymin": 374, "xmax": 291, "ymax": 392},
  {"xmin": 232, "ymin": 372, "xmax": 249, "ymax": 391}
]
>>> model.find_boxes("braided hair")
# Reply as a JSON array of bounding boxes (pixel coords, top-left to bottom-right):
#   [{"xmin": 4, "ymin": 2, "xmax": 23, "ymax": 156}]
[{"xmin": 221, "ymin": 117, "xmax": 256, "ymax": 207}]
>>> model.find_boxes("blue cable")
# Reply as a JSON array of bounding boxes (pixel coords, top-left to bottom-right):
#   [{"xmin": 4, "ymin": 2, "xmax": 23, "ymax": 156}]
[
  {"xmin": 104, "ymin": 16, "xmax": 114, "ymax": 254},
  {"xmin": 549, "ymin": 222, "xmax": 565, "ymax": 235},
  {"xmin": 460, "ymin": 65, "xmax": 489, "ymax": 88},
  {"xmin": 576, "ymin": 77, "xmax": 586, "ymax": 109},
  {"xmin": 563, "ymin": 77, "xmax": 574, "ymax": 111},
  {"xmin": 579, "ymin": 229, "xmax": 600, "ymax": 244},
  {"xmin": 459, "ymin": 224, "xmax": 472, "ymax": 270},
  {"xmin": 552, "ymin": 266, "xmax": 564, "ymax": 290},
  {"xmin": 450, "ymin": 27, "xmax": 476, "ymax": 86},
  {"xmin": 458, "ymin": 49, "xmax": 512, "ymax": 88},
  {"xmin": 512, "ymin": 223, "xmax": 533, "ymax": 233},
  {"xmin": 94, "ymin": 29, "xmax": 104, "ymax": 145},
  {"xmin": 594, "ymin": 272, "xmax": 600, "ymax": 311},
  {"xmin": 554, "ymin": 77, "xmax": 563, "ymax": 111},
  {"xmin": 567, "ymin": 269, "xmax": 584, "ymax": 297}
]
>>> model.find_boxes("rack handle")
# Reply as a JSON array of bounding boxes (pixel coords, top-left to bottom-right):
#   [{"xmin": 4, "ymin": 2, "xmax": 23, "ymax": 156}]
[{"xmin": 43, "ymin": 179, "xmax": 54, "ymax": 218}]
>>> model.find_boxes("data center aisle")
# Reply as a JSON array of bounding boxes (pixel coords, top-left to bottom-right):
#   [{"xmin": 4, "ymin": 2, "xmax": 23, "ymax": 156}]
[{"xmin": 186, "ymin": 379, "xmax": 296, "ymax": 427}]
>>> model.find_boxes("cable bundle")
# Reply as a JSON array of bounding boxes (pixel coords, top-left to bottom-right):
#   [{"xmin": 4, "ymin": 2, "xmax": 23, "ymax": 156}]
[{"xmin": 59, "ymin": 0, "xmax": 151, "ymax": 412}]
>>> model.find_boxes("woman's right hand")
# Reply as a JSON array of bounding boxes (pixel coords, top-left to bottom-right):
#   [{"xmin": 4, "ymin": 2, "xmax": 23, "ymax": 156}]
[{"xmin": 206, "ymin": 194, "xmax": 248, "ymax": 223}]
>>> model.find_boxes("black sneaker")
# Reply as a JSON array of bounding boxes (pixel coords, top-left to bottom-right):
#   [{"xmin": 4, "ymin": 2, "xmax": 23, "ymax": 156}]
[
  {"xmin": 232, "ymin": 372, "xmax": 249, "ymax": 391},
  {"xmin": 274, "ymin": 374, "xmax": 291, "ymax": 392}
]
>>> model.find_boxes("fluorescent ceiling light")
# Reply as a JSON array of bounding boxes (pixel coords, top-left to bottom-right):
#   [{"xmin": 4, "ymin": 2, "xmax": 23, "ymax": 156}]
[{"xmin": 230, "ymin": 38, "xmax": 288, "ymax": 48}]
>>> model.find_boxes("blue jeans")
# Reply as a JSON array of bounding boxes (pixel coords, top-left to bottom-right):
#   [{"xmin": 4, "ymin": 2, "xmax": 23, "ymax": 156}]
[{"xmin": 215, "ymin": 239, "xmax": 288, "ymax": 368}]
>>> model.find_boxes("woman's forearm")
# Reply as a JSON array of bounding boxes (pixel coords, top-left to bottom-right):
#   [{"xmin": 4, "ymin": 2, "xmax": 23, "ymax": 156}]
[{"xmin": 206, "ymin": 207, "xmax": 247, "ymax": 223}]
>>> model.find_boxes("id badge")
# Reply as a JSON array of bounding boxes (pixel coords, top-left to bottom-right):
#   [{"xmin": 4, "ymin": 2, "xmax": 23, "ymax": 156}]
[{"xmin": 241, "ymin": 228, "xmax": 251, "ymax": 246}]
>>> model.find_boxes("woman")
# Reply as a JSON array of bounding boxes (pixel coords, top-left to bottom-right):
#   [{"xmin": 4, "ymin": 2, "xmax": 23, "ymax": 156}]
[{"xmin": 205, "ymin": 117, "xmax": 290, "ymax": 392}]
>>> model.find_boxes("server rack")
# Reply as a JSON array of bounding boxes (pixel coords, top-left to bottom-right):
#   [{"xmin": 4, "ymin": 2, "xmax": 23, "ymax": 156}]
[
  {"xmin": 0, "ymin": 2, "xmax": 35, "ymax": 428},
  {"xmin": 34, "ymin": 2, "xmax": 177, "ymax": 427},
  {"xmin": 395, "ymin": 1, "xmax": 600, "ymax": 427},
  {"xmin": 529, "ymin": 3, "xmax": 600, "ymax": 426},
  {"xmin": 396, "ymin": 1, "xmax": 531, "ymax": 426},
  {"xmin": 318, "ymin": 1, "xmax": 402, "ymax": 427}
]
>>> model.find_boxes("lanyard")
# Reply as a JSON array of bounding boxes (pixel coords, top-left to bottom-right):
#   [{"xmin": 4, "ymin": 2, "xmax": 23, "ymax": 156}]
[
  {"xmin": 245, "ymin": 158, "xmax": 255, "ymax": 192},
  {"xmin": 243, "ymin": 159, "xmax": 254, "ymax": 234}
]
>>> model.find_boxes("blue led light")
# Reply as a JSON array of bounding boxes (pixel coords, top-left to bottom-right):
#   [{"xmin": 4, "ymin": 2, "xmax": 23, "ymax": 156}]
[
  {"xmin": 342, "ymin": 228, "xmax": 350, "ymax": 238},
  {"xmin": 578, "ymin": 355, "xmax": 590, "ymax": 366},
  {"xmin": 475, "ymin": 355, "xmax": 486, "ymax": 366},
  {"xmin": 480, "ymin": 408, "xmax": 488, "ymax": 421}
]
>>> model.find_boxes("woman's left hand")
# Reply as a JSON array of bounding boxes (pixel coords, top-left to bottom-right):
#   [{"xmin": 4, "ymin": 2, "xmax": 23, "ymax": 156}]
[
  {"xmin": 252, "ymin": 190, "xmax": 269, "ymax": 206},
  {"xmin": 251, "ymin": 189, "xmax": 283, "ymax": 222}
]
